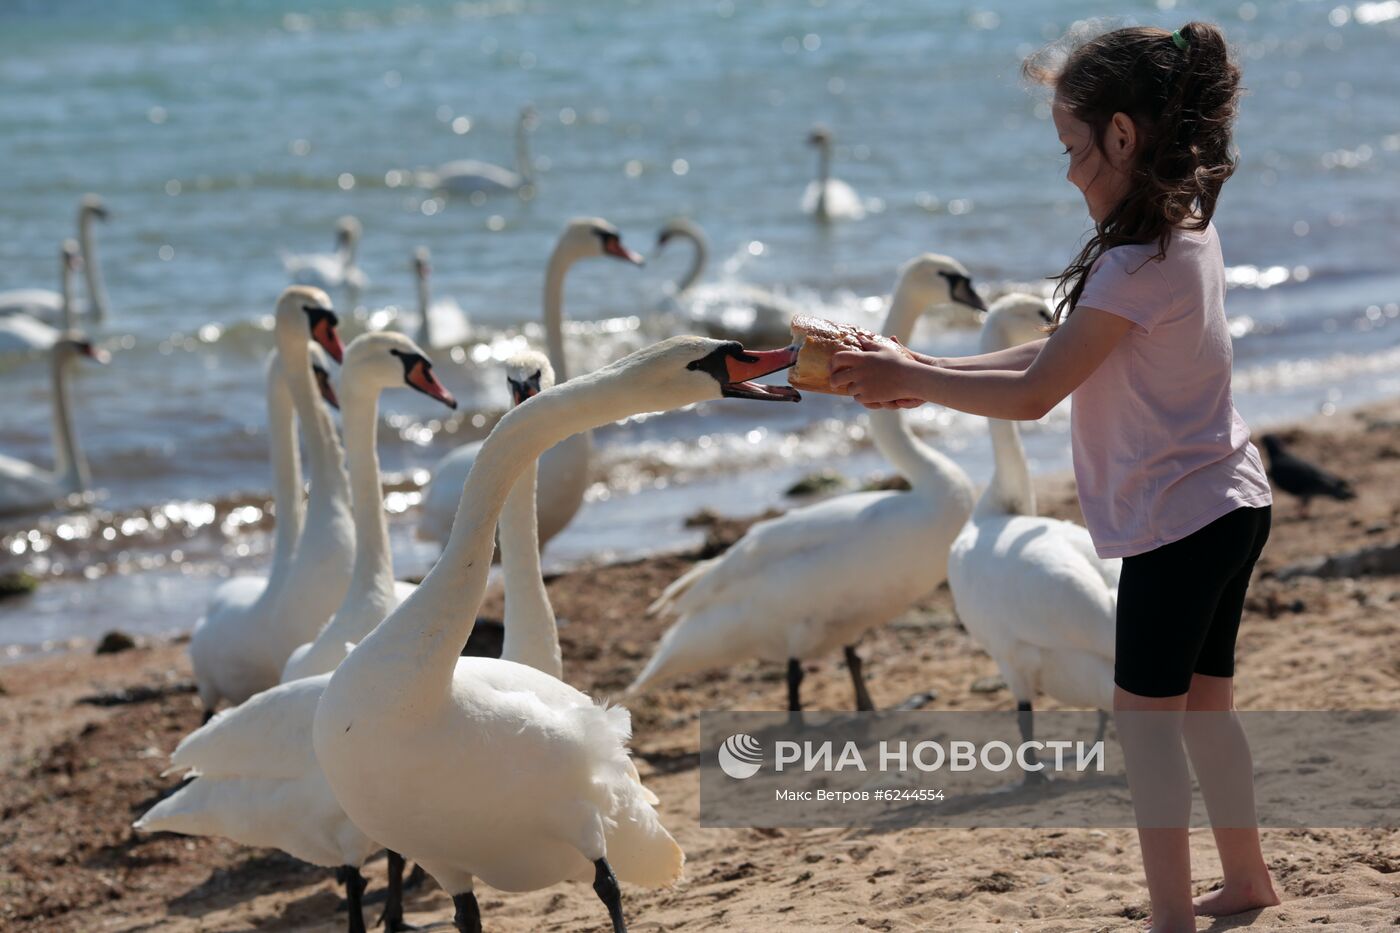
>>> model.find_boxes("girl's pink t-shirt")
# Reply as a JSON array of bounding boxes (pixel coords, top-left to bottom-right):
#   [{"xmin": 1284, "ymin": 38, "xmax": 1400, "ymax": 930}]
[{"xmin": 1069, "ymin": 223, "xmax": 1272, "ymax": 559}]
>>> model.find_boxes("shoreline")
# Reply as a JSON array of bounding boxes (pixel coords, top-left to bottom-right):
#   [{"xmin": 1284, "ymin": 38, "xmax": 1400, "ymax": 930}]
[{"xmin": 2, "ymin": 399, "xmax": 1399, "ymax": 930}]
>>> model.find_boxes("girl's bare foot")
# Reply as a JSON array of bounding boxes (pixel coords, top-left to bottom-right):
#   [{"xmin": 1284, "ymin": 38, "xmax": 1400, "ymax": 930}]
[{"xmin": 1193, "ymin": 881, "xmax": 1280, "ymax": 917}]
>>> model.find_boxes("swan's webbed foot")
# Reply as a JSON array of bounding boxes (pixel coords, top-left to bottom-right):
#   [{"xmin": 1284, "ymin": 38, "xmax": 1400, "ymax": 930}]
[
  {"xmin": 336, "ymin": 865, "xmax": 368, "ymax": 933},
  {"xmin": 592, "ymin": 858, "xmax": 628, "ymax": 933},
  {"xmin": 786, "ymin": 658, "xmax": 804, "ymax": 712},
  {"xmin": 893, "ymin": 689, "xmax": 939, "ymax": 711},
  {"xmin": 451, "ymin": 890, "xmax": 481, "ymax": 933},
  {"xmin": 844, "ymin": 645, "xmax": 875, "ymax": 711}
]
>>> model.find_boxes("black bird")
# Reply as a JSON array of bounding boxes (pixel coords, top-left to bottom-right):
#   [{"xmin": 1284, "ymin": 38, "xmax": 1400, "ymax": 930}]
[{"xmin": 1260, "ymin": 433, "xmax": 1355, "ymax": 514}]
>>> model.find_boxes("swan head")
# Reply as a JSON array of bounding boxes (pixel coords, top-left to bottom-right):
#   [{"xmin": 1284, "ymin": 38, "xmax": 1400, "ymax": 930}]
[
  {"xmin": 519, "ymin": 104, "xmax": 539, "ymax": 128},
  {"xmin": 343, "ymin": 331, "xmax": 458, "ymax": 410},
  {"xmin": 53, "ymin": 335, "xmax": 109, "ymax": 367},
  {"xmin": 806, "ymin": 125, "xmax": 833, "ymax": 150},
  {"xmin": 655, "ymin": 218, "xmax": 703, "ymax": 253},
  {"xmin": 276, "ymin": 285, "xmax": 344, "ymax": 364},
  {"xmin": 335, "ymin": 216, "xmax": 362, "ymax": 248},
  {"xmin": 309, "ymin": 343, "xmax": 339, "ymax": 410},
  {"xmin": 413, "ymin": 246, "xmax": 431, "ymax": 279},
  {"xmin": 80, "ymin": 194, "xmax": 109, "ymax": 221},
  {"xmin": 558, "ymin": 218, "xmax": 644, "ymax": 266},
  {"xmin": 504, "ymin": 349, "xmax": 554, "ymax": 406},
  {"xmin": 896, "ymin": 254, "xmax": 987, "ymax": 313},
  {"xmin": 983, "ymin": 294, "xmax": 1053, "ymax": 351},
  {"xmin": 61, "ymin": 239, "xmax": 80, "ymax": 272},
  {"xmin": 577, "ymin": 336, "xmax": 800, "ymax": 409}
]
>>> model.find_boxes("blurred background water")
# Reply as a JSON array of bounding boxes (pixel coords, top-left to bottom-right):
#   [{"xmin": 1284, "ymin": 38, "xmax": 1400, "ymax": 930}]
[{"xmin": 2, "ymin": 0, "xmax": 1398, "ymax": 652}]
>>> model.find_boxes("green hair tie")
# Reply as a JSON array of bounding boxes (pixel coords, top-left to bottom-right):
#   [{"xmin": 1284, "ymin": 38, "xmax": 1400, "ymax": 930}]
[{"xmin": 1171, "ymin": 28, "xmax": 1189, "ymax": 50}]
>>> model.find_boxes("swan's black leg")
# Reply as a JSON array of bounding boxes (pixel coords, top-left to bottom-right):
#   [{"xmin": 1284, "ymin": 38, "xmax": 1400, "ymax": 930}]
[
  {"xmin": 1017, "ymin": 700, "xmax": 1050, "ymax": 785},
  {"xmin": 336, "ymin": 866, "xmax": 368, "ymax": 933},
  {"xmin": 844, "ymin": 645, "xmax": 875, "ymax": 712},
  {"xmin": 404, "ymin": 862, "xmax": 428, "ymax": 891},
  {"xmin": 786, "ymin": 658, "xmax": 804, "ymax": 712},
  {"xmin": 1093, "ymin": 709, "xmax": 1109, "ymax": 748},
  {"xmin": 592, "ymin": 858, "xmax": 628, "ymax": 933},
  {"xmin": 377, "ymin": 850, "xmax": 423, "ymax": 931},
  {"xmin": 451, "ymin": 890, "xmax": 481, "ymax": 933}
]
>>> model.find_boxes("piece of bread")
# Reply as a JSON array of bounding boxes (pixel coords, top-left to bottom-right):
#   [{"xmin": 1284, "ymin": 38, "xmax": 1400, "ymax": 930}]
[{"xmin": 788, "ymin": 314, "xmax": 906, "ymax": 395}]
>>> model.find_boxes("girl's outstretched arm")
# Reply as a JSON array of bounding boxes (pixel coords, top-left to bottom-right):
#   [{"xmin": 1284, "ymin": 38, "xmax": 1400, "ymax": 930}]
[
  {"xmin": 915, "ymin": 338, "xmax": 1048, "ymax": 373},
  {"xmin": 831, "ymin": 308, "xmax": 1131, "ymax": 419}
]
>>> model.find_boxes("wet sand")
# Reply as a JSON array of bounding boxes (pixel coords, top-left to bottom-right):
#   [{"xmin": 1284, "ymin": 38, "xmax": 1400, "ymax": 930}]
[{"xmin": 2, "ymin": 402, "xmax": 1399, "ymax": 931}]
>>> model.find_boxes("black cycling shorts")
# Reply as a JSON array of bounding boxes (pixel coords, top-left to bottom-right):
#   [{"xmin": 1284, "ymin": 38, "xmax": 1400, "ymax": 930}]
[{"xmin": 1114, "ymin": 505, "xmax": 1272, "ymax": 698}]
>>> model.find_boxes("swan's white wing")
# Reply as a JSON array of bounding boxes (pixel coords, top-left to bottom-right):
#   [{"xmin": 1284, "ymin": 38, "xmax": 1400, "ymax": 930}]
[
  {"xmin": 282, "ymin": 252, "xmax": 343, "ymax": 289},
  {"xmin": 431, "ymin": 160, "xmax": 521, "ymax": 193},
  {"xmin": 170, "ymin": 673, "xmax": 330, "ymax": 779},
  {"xmin": 0, "ymin": 453, "xmax": 60, "ymax": 514},
  {"xmin": 948, "ymin": 515, "xmax": 1117, "ymax": 665},
  {"xmin": 0, "ymin": 289, "xmax": 63, "ymax": 319},
  {"xmin": 0, "ymin": 314, "xmax": 60, "ymax": 353},
  {"xmin": 632, "ymin": 492, "xmax": 959, "ymax": 691},
  {"xmin": 650, "ymin": 491, "xmax": 890, "ymax": 616},
  {"xmin": 425, "ymin": 299, "xmax": 472, "ymax": 347}
]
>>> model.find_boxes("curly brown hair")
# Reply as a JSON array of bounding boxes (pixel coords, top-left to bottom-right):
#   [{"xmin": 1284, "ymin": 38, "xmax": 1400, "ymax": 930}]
[{"xmin": 1025, "ymin": 22, "xmax": 1243, "ymax": 322}]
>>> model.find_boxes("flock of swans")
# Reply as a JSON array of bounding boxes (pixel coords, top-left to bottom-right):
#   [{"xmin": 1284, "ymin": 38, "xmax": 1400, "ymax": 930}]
[{"xmin": 3, "ymin": 130, "xmax": 1124, "ymax": 930}]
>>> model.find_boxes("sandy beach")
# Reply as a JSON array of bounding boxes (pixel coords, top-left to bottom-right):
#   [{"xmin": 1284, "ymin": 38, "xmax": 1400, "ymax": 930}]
[{"xmin": 2, "ymin": 399, "xmax": 1398, "ymax": 932}]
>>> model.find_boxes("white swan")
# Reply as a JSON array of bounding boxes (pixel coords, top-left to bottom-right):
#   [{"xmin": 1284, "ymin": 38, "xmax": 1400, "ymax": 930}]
[
  {"xmin": 0, "ymin": 240, "xmax": 80, "ymax": 355},
  {"xmin": 139, "ymin": 332, "xmax": 459, "ymax": 933},
  {"xmin": 629, "ymin": 255, "xmax": 987, "ymax": 711},
  {"xmin": 314, "ymin": 336, "xmax": 800, "ymax": 932},
  {"xmin": 654, "ymin": 218, "xmax": 801, "ymax": 347},
  {"xmin": 417, "ymin": 218, "xmax": 644, "ymax": 548},
  {"xmin": 946, "ymin": 294, "xmax": 1118, "ymax": 765},
  {"xmin": 282, "ymin": 332, "xmax": 459, "ymax": 682},
  {"xmin": 189, "ymin": 287, "xmax": 355, "ymax": 716},
  {"xmin": 801, "ymin": 125, "xmax": 865, "ymax": 222},
  {"xmin": 284, "ymin": 216, "xmax": 368, "ymax": 310},
  {"xmin": 424, "ymin": 105, "xmax": 537, "ymax": 196},
  {"xmin": 0, "ymin": 332, "xmax": 108, "ymax": 516},
  {"xmin": 0, "ymin": 195, "xmax": 111, "ymax": 325}
]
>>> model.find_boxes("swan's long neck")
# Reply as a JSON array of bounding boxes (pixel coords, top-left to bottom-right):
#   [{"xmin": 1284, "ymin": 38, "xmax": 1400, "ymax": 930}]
[
  {"xmin": 868, "ymin": 276, "xmax": 970, "ymax": 498},
  {"xmin": 814, "ymin": 143, "xmax": 831, "ymax": 216},
  {"xmin": 359, "ymin": 366, "xmax": 666, "ymax": 705},
  {"xmin": 542, "ymin": 245, "xmax": 573, "ymax": 381},
  {"xmin": 416, "ymin": 271, "xmax": 433, "ymax": 348},
  {"xmin": 282, "ymin": 340, "xmax": 351, "ymax": 532},
  {"xmin": 59, "ymin": 253, "xmax": 76, "ymax": 333},
  {"xmin": 515, "ymin": 115, "xmax": 534, "ymax": 184},
  {"xmin": 339, "ymin": 382, "xmax": 397, "ymax": 608},
  {"xmin": 675, "ymin": 230, "xmax": 706, "ymax": 295},
  {"xmin": 78, "ymin": 211, "xmax": 108, "ymax": 323},
  {"xmin": 264, "ymin": 354, "xmax": 305, "ymax": 594},
  {"xmin": 976, "ymin": 320, "xmax": 1036, "ymax": 517},
  {"xmin": 49, "ymin": 353, "xmax": 88, "ymax": 495},
  {"xmin": 499, "ymin": 450, "xmax": 561, "ymax": 678}
]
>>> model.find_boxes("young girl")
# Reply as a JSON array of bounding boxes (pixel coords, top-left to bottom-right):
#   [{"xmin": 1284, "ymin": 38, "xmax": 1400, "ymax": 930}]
[{"xmin": 830, "ymin": 22, "xmax": 1278, "ymax": 933}]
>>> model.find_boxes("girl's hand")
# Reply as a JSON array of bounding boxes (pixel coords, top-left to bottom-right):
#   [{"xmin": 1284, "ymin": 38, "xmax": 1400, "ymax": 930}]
[{"xmin": 829, "ymin": 337, "xmax": 921, "ymax": 406}]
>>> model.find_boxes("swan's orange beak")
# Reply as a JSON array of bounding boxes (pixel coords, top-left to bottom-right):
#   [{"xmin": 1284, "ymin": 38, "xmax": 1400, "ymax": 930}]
[
  {"xmin": 725, "ymin": 344, "xmax": 799, "ymax": 384},
  {"xmin": 407, "ymin": 359, "xmax": 457, "ymax": 410},
  {"xmin": 604, "ymin": 237, "xmax": 645, "ymax": 266}
]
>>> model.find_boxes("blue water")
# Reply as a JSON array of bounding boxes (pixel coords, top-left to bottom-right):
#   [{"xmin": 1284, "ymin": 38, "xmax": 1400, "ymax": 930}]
[{"xmin": 2, "ymin": 0, "xmax": 1399, "ymax": 651}]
